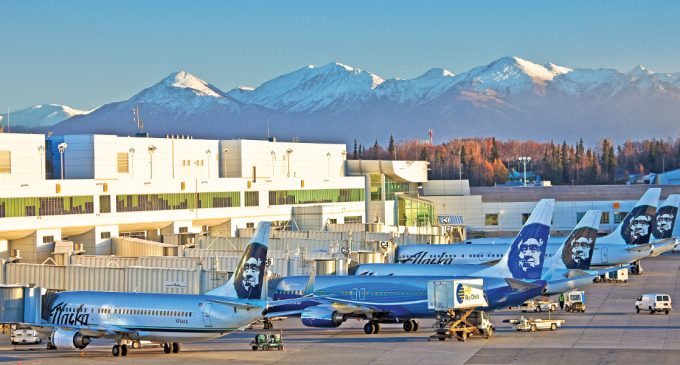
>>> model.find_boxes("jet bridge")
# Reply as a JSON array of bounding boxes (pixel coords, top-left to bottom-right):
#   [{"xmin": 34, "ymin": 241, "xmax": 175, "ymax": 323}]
[{"xmin": 0, "ymin": 285, "xmax": 44, "ymax": 325}]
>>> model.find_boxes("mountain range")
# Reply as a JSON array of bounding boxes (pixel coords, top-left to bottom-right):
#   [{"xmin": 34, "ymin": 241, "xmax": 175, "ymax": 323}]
[{"xmin": 5, "ymin": 56, "xmax": 680, "ymax": 144}]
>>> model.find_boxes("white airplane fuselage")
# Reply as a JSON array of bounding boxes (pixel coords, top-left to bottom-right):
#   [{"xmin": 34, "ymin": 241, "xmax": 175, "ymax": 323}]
[{"xmin": 46, "ymin": 291, "xmax": 265, "ymax": 343}]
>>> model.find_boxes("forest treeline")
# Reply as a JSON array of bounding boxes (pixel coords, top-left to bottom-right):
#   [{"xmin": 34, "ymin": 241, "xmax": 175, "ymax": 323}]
[{"xmin": 350, "ymin": 136, "xmax": 680, "ymax": 186}]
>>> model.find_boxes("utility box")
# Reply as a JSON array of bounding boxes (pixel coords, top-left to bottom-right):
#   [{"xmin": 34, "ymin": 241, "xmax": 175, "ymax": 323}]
[{"xmin": 427, "ymin": 279, "xmax": 488, "ymax": 311}]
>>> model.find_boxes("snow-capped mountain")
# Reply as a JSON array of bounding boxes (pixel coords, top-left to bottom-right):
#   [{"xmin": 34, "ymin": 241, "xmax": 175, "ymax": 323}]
[
  {"xmin": 228, "ymin": 62, "xmax": 383, "ymax": 113},
  {"xmin": 0, "ymin": 104, "xmax": 89, "ymax": 130},
  {"xmin": 38, "ymin": 56, "xmax": 680, "ymax": 144}
]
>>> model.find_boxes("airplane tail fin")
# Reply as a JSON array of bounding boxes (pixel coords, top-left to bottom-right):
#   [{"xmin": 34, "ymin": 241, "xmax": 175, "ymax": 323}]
[
  {"xmin": 598, "ymin": 188, "xmax": 659, "ymax": 245},
  {"xmin": 205, "ymin": 222, "xmax": 271, "ymax": 299},
  {"xmin": 477, "ymin": 199, "xmax": 554, "ymax": 280},
  {"xmin": 652, "ymin": 194, "xmax": 679, "ymax": 240},
  {"xmin": 546, "ymin": 210, "xmax": 601, "ymax": 271}
]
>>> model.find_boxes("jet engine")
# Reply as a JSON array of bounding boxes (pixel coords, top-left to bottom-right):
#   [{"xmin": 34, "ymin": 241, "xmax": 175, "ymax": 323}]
[
  {"xmin": 51, "ymin": 329, "xmax": 91, "ymax": 350},
  {"xmin": 301, "ymin": 305, "xmax": 345, "ymax": 327}
]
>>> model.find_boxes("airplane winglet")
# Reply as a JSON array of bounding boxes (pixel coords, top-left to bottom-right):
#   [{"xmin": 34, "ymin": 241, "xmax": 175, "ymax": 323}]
[{"xmin": 303, "ymin": 268, "xmax": 316, "ymax": 296}]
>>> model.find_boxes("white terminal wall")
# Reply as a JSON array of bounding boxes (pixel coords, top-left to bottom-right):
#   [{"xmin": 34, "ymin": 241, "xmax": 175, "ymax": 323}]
[
  {"xmin": 0, "ymin": 133, "xmax": 45, "ymax": 181},
  {"xmin": 220, "ymin": 140, "xmax": 347, "ymax": 180},
  {"xmin": 56, "ymin": 135, "xmax": 220, "ymax": 180}
]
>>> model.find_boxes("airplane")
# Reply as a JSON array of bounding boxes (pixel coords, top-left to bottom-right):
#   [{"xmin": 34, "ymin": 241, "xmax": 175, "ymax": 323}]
[
  {"xmin": 26, "ymin": 222, "xmax": 276, "ymax": 357},
  {"xmin": 267, "ymin": 200, "xmax": 559, "ymax": 335},
  {"xmin": 355, "ymin": 209, "xmax": 612, "ymax": 295},
  {"xmin": 392, "ymin": 189, "xmax": 677, "ymax": 273}
]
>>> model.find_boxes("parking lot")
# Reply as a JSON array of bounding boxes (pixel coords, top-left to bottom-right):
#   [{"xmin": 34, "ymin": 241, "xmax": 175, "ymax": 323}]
[{"xmin": 2, "ymin": 253, "xmax": 680, "ymax": 365}]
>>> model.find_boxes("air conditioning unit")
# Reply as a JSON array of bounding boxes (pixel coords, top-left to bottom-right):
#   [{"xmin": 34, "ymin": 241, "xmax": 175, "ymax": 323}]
[
  {"xmin": 73, "ymin": 243, "xmax": 85, "ymax": 254},
  {"xmin": 9, "ymin": 249, "xmax": 21, "ymax": 263}
]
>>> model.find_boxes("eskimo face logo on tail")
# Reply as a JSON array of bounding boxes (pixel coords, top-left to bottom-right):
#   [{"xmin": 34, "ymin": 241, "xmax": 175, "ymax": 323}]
[
  {"xmin": 653, "ymin": 206, "xmax": 677, "ymax": 239},
  {"xmin": 621, "ymin": 205, "xmax": 655, "ymax": 245},
  {"xmin": 561, "ymin": 227, "xmax": 597, "ymax": 270},
  {"xmin": 508, "ymin": 223, "xmax": 550, "ymax": 280},
  {"xmin": 234, "ymin": 242, "xmax": 268, "ymax": 299}
]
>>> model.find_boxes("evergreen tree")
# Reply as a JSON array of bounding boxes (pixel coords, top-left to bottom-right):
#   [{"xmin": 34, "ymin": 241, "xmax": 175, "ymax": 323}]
[
  {"xmin": 490, "ymin": 137, "xmax": 500, "ymax": 162},
  {"xmin": 388, "ymin": 135, "xmax": 396, "ymax": 160},
  {"xmin": 352, "ymin": 139, "xmax": 358, "ymax": 160},
  {"xmin": 373, "ymin": 140, "xmax": 379, "ymax": 159}
]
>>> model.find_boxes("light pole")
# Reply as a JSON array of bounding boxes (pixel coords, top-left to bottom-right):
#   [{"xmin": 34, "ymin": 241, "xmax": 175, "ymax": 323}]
[
  {"xmin": 58, "ymin": 142, "xmax": 68, "ymax": 180},
  {"xmin": 129, "ymin": 147, "xmax": 135, "ymax": 178},
  {"xmin": 222, "ymin": 148, "xmax": 229, "ymax": 178},
  {"xmin": 270, "ymin": 151, "xmax": 276, "ymax": 177},
  {"xmin": 147, "ymin": 145, "xmax": 157, "ymax": 179},
  {"xmin": 286, "ymin": 148, "xmax": 293, "ymax": 178},
  {"xmin": 518, "ymin": 156, "xmax": 531, "ymax": 187},
  {"xmin": 205, "ymin": 149, "xmax": 212, "ymax": 178},
  {"xmin": 38, "ymin": 145, "xmax": 44, "ymax": 179}
]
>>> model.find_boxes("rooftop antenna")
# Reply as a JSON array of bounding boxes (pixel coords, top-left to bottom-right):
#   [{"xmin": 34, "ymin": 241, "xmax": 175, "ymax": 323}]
[
  {"xmin": 7, "ymin": 107, "xmax": 9, "ymax": 133},
  {"xmin": 133, "ymin": 105, "xmax": 144, "ymax": 134},
  {"xmin": 428, "ymin": 128, "xmax": 433, "ymax": 144}
]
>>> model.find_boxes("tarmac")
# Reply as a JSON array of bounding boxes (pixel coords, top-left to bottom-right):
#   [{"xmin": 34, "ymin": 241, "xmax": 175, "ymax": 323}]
[{"xmin": 2, "ymin": 253, "xmax": 680, "ymax": 364}]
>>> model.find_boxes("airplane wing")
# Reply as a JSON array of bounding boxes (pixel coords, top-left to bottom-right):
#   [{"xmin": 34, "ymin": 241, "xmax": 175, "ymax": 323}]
[
  {"xmin": 626, "ymin": 243, "xmax": 653, "ymax": 253},
  {"xmin": 27, "ymin": 323, "xmax": 135, "ymax": 338},
  {"xmin": 650, "ymin": 238, "xmax": 679, "ymax": 257},
  {"xmin": 505, "ymin": 278, "xmax": 544, "ymax": 291}
]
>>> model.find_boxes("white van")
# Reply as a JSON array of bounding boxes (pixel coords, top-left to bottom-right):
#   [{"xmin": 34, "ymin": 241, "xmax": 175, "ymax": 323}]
[{"xmin": 635, "ymin": 293, "xmax": 672, "ymax": 314}]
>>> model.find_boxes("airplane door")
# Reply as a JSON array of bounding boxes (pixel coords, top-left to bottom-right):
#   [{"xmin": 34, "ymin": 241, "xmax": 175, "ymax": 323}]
[
  {"xmin": 359, "ymin": 288, "xmax": 366, "ymax": 300},
  {"xmin": 351, "ymin": 288, "xmax": 358, "ymax": 300},
  {"xmin": 203, "ymin": 303, "xmax": 213, "ymax": 327},
  {"xmin": 601, "ymin": 247, "xmax": 609, "ymax": 264}
]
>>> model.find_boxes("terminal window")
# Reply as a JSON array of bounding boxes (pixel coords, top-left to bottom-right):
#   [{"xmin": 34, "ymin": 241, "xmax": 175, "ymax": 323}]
[
  {"xmin": 117, "ymin": 153, "xmax": 129, "ymax": 173},
  {"xmin": 100, "ymin": 232, "xmax": 111, "ymax": 239},
  {"xmin": 614, "ymin": 211, "xmax": 629, "ymax": 224},
  {"xmin": 485, "ymin": 214, "xmax": 499, "ymax": 226},
  {"xmin": 344, "ymin": 216, "xmax": 362, "ymax": 223},
  {"xmin": 99, "ymin": 195, "xmax": 111, "ymax": 213},
  {"xmin": 0, "ymin": 150, "xmax": 10, "ymax": 173},
  {"xmin": 245, "ymin": 191, "xmax": 259, "ymax": 207},
  {"xmin": 42, "ymin": 235, "xmax": 54, "ymax": 244},
  {"xmin": 600, "ymin": 212, "xmax": 610, "ymax": 224}
]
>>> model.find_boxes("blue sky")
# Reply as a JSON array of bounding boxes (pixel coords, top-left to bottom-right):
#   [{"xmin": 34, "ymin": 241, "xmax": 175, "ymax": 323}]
[{"xmin": 1, "ymin": 0, "xmax": 679, "ymax": 111}]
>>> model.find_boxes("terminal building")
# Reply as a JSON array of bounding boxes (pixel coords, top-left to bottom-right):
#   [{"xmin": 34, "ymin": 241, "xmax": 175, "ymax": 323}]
[
  {"xmin": 2, "ymin": 132, "xmax": 679, "ymax": 264},
  {"xmin": 0, "ymin": 133, "xmax": 435, "ymax": 263}
]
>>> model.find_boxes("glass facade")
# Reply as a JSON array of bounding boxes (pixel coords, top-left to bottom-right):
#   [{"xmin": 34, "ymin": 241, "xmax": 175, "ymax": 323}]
[
  {"xmin": 397, "ymin": 195, "xmax": 436, "ymax": 227},
  {"xmin": 369, "ymin": 174, "xmax": 382, "ymax": 201},
  {"xmin": 384, "ymin": 176, "xmax": 411, "ymax": 200},
  {"xmin": 269, "ymin": 188, "xmax": 364, "ymax": 206},
  {"xmin": 0, "ymin": 196, "xmax": 94, "ymax": 218},
  {"xmin": 116, "ymin": 192, "xmax": 240, "ymax": 212}
]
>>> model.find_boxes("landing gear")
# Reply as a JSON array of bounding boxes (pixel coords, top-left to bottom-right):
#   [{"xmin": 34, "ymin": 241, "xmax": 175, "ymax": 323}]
[
  {"xmin": 403, "ymin": 319, "xmax": 419, "ymax": 332},
  {"xmin": 363, "ymin": 321, "xmax": 380, "ymax": 334},
  {"xmin": 631, "ymin": 260, "xmax": 643, "ymax": 275},
  {"xmin": 131, "ymin": 340, "xmax": 141, "ymax": 349},
  {"xmin": 172, "ymin": 342, "xmax": 181, "ymax": 353},
  {"xmin": 163, "ymin": 342, "xmax": 172, "ymax": 354},
  {"xmin": 263, "ymin": 319, "xmax": 274, "ymax": 329},
  {"xmin": 112, "ymin": 343, "xmax": 129, "ymax": 357}
]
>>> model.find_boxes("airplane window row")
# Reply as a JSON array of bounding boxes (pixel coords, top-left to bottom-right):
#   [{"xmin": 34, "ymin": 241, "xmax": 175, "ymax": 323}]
[{"xmin": 60, "ymin": 305, "xmax": 193, "ymax": 318}]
